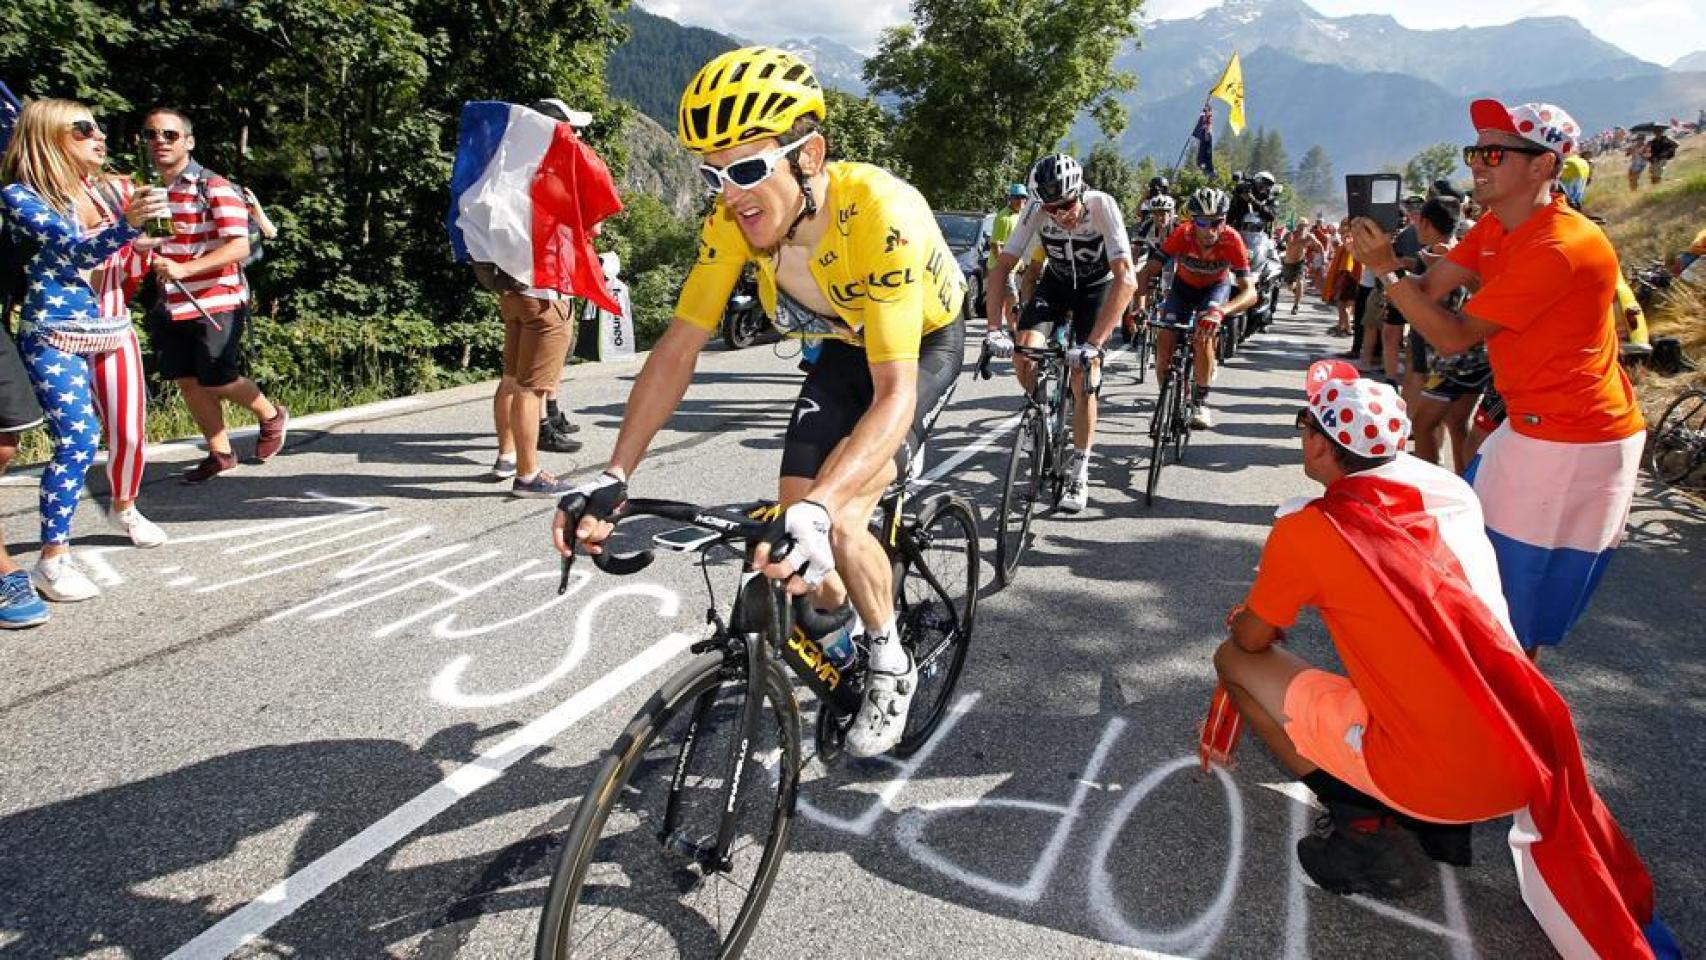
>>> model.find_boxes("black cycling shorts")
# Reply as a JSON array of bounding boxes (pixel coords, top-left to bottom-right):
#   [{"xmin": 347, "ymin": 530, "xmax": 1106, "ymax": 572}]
[
  {"xmin": 1018, "ymin": 273, "xmax": 1113, "ymax": 346},
  {"xmin": 781, "ymin": 321, "xmax": 965, "ymax": 481}
]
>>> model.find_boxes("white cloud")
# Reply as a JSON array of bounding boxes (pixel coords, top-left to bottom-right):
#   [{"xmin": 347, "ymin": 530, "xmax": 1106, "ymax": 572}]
[{"xmin": 639, "ymin": 0, "xmax": 1706, "ymax": 69}]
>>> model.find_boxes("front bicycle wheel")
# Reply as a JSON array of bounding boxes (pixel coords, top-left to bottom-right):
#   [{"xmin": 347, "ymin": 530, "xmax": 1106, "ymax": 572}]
[
  {"xmin": 996, "ymin": 405, "xmax": 1045, "ymax": 585},
  {"xmin": 1146, "ymin": 367, "xmax": 1177, "ymax": 507},
  {"xmin": 1652, "ymin": 389, "xmax": 1706, "ymax": 486},
  {"xmin": 1133, "ymin": 325, "xmax": 1152, "ymax": 385},
  {"xmin": 893, "ymin": 494, "xmax": 980, "ymax": 756},
  {"xmin": 535, "ymin": 655, "xmax": 801, "ymax": 960}
]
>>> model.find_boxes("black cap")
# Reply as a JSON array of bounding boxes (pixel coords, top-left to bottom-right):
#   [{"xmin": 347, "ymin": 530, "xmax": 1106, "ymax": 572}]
[{"xmin": 1420, "ymin": 197, "xmax": 1460, "ymax": 236}]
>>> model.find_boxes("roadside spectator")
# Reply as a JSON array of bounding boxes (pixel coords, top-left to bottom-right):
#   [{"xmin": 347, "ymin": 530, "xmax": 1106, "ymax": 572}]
[
  {"xmin": 535, "ymin": 100, "xmax": 597, "ymax": 453},
  {"xmin": 0, "ymin": 257, "xmax": 48, "ymax": 624},
  {"xmin": 1374, "ymin": 196, "xmax": 1426, "ymax": 385},
  {"xmin": 1625, "ymin": 134, "xmax": 1648, "ymax": 190},
  {"xmin": 142, "ymin": 107, "xmax": 289, "ymax": 484},
  {"xmin": 1558, "ymin": 152, "xmax": 1591, "ymax": 209},
  {"xmin": 1, "ymin": 99, "xmax": 173, "ymax": 603},
  {"xmin": 1322, "ymin": 220, "xmax": 1358, "ymax": 338},
  {"xmin": 1352, "ymin": 99, "xmax": 1645, "ymax": 661},
  {"xmin": 1646, "ymin": 128, "xmax": 1678, "ymax": 184},
  {"xmin": 1212, "ymin": 369, "xmax": 1672, "ymax": 958},
  {"xmin": 989, "ymin": 183, "xmax": 1026, "ymax": 328},
  {"xmin": 485, "ymin": 101, "xmax": 591, "ymax": 494},
  {"xmin": 1404, "ymin": 199, "xmax": 1483, "ymax": 470},
  {"xmin": 1283, "ymin": 217, "xmax": 1309, "ymax": 314}
]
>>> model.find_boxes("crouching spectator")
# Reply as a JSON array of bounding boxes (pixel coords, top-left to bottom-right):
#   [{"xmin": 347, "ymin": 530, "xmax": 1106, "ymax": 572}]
[{"xmin": 1213, "ymin": 369, "xmax": 1677, "ymax": 959}]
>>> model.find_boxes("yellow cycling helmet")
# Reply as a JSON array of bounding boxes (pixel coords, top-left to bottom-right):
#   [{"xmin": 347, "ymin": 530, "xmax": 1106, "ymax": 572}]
[{"xmin": 677, "ymin": 46, "xmax": 826, "ymax": 153}]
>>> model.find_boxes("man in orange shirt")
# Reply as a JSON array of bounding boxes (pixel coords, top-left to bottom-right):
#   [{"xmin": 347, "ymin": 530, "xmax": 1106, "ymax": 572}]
[
  {"xmin": 1213, "ymin": 368, "xmax": 1672, "ymax": 957},
  {"xmin": 1350, "ymin": 100, "xmax": 1644, "ymax": 658}
]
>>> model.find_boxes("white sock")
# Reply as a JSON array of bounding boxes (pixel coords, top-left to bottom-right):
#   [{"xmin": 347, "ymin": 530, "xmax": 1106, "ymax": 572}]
[
  {"xmin": 517, "ymin": 471, "xmax": 540, "ymax": 484},
  {"xmin": 867, "ymin": 617, "xmax": 906, "ymax": 673},
  {"xmin": 1075, "ymin": 447, "xmax": 1092, "ymax": 480}
]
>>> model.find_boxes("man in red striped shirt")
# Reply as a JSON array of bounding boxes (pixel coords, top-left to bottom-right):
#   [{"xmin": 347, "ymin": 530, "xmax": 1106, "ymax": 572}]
[{"xmin": 144, "ymin": 107, "xmax": 288, "ymax": 483}]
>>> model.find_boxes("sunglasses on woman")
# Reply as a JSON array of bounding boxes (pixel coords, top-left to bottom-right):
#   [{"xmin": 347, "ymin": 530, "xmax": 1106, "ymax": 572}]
[
  {"xmin": 1462, "ymin": 144, "xmax": 1552, "ymax": 168},
  {"xmin": 697, "ymin": 135, "xmax": 813, "ymax": 194},
  {"xmin": 141, "ymin": 128, "xmax": 184, "ymax": 144},
  {"xmin": 68, "ymin": 119, "xmax": 104, "ymax": 141}
]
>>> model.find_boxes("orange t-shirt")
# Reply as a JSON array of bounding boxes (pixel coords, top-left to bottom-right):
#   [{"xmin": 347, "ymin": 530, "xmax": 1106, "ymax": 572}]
[
  {"xmin": 1447, "ymin": 196, "xmax": 1643, "ymax": 443},
  {"xmin": 1246, "ymin": 505, "xmax": 1531, "ymax": 822}
]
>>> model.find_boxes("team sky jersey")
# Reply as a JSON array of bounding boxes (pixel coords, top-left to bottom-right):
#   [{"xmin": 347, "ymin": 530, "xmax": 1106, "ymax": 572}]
[
  {"xmin": 1001, "ymin": 190, "xmax": 1131, "ymax": 288},
  {"xmin": 1131, "ymin": 216, "xmax": 1174, "ymax": 259},
  {"xmin": 1159, "ymin": 223, "xmax": 1250, "ymax": 290},
  {"xmin": 675, "ymin": 162, "xmax": 963, "ymax": 364}
]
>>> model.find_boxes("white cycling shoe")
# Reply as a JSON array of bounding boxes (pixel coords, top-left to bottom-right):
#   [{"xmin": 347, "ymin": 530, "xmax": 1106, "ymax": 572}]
[
  {"xmin": 845, "ymin": 647, "xmax": 917, "ymax": 758},
  {"xmin": 1191, "ymin": 404, "xmax": 1215, "ymax": 430}
]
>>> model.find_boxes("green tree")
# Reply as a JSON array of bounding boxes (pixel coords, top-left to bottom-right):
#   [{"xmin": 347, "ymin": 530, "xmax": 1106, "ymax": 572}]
[
  {"xmin": 1404, "ymin": 142, "xmax": 1460, "ymax": 193},
  {"xmin": 1258, "ymin": 128, "xmax": 1289, "ymax": 179},
  {"xmin": 822, "ymin": 88, "xmax": 906, "ymax": 174},
  {"xmin": 865, "ymin": 0, "xmax": 1142, "ymax": 208},
  {"xmin": 1294, "ymin": 144, "xmax": 1333, "ymax": 208},
  {"xmin": 1083, "ymin": 142, "xmax": 1140, "ymax": 215}
]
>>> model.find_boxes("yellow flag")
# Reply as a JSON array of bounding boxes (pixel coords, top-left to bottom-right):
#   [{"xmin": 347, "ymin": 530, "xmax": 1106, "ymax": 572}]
[{"xmin": 1209, "ymin": 52, "xmax": 1246, "ymax": 135}]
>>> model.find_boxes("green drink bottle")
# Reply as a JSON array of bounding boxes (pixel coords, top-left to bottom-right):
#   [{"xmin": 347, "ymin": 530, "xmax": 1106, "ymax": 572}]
[{"xmin": 140, "ymin": 146, "xmax": 173, "ymax": 239}]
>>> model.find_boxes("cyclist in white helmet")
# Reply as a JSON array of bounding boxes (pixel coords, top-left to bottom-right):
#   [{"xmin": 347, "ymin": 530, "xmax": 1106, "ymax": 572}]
[{"xmin": 984, "ymin": 153, "xmax": 1136, "ymax": 513}]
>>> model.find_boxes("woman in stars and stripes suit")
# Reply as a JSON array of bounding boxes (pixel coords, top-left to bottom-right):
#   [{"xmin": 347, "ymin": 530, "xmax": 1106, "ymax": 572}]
[{"xmin": 1, "ymin": 98, "xmax": 170, "ymax": 602}]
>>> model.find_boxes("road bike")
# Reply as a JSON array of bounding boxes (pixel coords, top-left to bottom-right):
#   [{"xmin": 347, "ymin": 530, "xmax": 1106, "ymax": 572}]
[
  {"xmin": 979, "ymin": 337, "xmax": 1075, "ymax": 585},
  {"xmin": 1145, "ymin": 312, "xmax": 1203, "ymax": 507},
  {"xmin": 1651, "ymin": 388, "xmax": 1706, "ymax": 488},
  {"xmin": 534, "ymin": 482, "xmax": 979, "ymax": 958}
]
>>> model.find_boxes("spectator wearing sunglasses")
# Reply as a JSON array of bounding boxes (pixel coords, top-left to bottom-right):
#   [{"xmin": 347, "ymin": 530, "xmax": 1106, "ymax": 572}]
[
  {"xmin": 1349, "ymin": 99, "xmax": 1643, "ymax": 663},
  {"xmin": 1, "ymin": 98, "xmax": 173, "ymax": 605},
  {"xmin": 141, "ymin": 107, "xmax": 290, "ymax": 484}
]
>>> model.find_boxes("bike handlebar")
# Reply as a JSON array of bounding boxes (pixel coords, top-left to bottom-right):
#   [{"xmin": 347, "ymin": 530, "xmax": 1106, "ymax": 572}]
[
  {"xmin": 556, "ymin": 495, "xmax": 778, "ymax": 592},
  {"xmin": 976, "ymin": 340, "xmax": 1067, "ymax": 380}
]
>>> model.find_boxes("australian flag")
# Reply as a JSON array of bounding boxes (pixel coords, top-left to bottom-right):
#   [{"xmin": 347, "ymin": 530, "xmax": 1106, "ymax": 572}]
[{"xmin": 1192, "ymin": 104, "xmax": 1216, "ymax": 177}]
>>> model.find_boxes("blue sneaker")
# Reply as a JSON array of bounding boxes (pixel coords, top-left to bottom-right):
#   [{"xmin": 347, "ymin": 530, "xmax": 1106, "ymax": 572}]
[
  {"xmin": 0, "ymin": 569, "xmax": 49, "ymax": 629},
  {"xmin": 510, "ymin": 471, "xmax": 577, "ymax": 499}
]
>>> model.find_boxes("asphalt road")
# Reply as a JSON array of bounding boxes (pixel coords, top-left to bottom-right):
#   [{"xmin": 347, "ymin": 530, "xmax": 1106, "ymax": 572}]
[{"xmin": 1, "ymin": 303, "xmax": 1700, "ymax": 960}]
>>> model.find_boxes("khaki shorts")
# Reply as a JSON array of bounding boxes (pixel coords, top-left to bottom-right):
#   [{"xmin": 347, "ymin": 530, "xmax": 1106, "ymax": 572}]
[{"xmin": 500, "ymin": 293, "xmax": 572, "ymax": 391}]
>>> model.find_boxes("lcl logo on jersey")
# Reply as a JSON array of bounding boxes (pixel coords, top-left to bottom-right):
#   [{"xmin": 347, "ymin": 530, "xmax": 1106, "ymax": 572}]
[
  {"xmin": 836, "ymin": 203, "xmax": 860, "ymax": 237},
  {"xmin": 829, "ymin": 280, "xmax": 866, "ymax": 306},
  {"xmin": 865, "ymin": 268, "xmax": 916, "ymax": 304},
  {"xmin": 818, "ymin": 250, "xmax": 839, "ymax": 268}
]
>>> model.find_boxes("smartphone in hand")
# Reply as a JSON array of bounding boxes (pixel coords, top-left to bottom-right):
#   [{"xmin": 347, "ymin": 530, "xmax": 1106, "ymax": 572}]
[{"xmin": 1346, "ymin": 174, "xmax": 1403, "ymax": 233}]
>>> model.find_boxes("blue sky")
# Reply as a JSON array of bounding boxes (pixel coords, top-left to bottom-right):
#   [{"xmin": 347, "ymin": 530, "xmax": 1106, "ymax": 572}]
[{"xmin": 638, "ymin": 0, "xmax": 1706, "ymax": 67}]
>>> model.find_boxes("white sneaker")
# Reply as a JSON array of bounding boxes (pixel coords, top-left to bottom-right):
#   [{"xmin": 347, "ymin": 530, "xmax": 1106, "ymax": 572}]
[
  {"xmin": 109, "ymin": 506, "xmax": 168, "ymax": 548},
  {"xmin": 33, "ymin": 553, "xmax": 100, "ymax": 602},
  {"xmin": 1191, "ymin": 404, "xmax": 1215, "ymax": 430},
  {"xmin": 845, "ymin": 648, "xmax": 917, "ymax": 758},
  {"xmin": 1060, "ymin": 474, "xmax": 1089, "ymax": 513}
]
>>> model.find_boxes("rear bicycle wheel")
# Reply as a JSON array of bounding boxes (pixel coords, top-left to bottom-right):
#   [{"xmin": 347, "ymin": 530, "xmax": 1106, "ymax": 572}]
[
  {"xmin": 893, "ymin": 494, "xmax": 980, "ymax": 756},
  {"xmin": 534, "ymin": 656, "xmax": 800, "ymax": 960},
  {"xmin": 996, "ymin": 405, "xmax": 1045, "ymax": 585},
  {"xmin": 1652, "ymin": 389, "xmax": 1706, "ymax": 486}
]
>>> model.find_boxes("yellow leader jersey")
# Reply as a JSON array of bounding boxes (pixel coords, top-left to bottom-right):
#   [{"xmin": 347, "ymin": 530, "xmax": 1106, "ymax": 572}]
[{"xmin": 674, "ymin": 162, "xmax": 964, "ymax": 363}]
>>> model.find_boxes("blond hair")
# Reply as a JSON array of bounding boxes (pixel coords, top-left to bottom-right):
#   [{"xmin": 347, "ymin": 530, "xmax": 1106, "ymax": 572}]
[{"xmin": 1, "ymin": 98, "xmax": 102, "ymax": 217}]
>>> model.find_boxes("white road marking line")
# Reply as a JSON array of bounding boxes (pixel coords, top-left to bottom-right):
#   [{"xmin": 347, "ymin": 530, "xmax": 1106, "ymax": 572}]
[
  {"xmin": 797, "ymin": 691, "xmax": 981, "ymax": 835},
  {"xmin": 164, "ymin": 631, "xmax": 694, "ymax": 960}
]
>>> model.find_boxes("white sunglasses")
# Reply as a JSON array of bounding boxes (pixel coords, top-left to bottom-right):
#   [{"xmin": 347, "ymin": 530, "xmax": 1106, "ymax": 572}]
[{"xmin": 697, "ymin": 135, "xmax": 816, "ymax": 194}]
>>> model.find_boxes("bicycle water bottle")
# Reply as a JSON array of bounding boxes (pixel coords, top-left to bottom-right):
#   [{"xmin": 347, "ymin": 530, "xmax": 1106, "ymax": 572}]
[{"xmin": 818, "ymin": 621, "xmax": 857, "ymax": 672}]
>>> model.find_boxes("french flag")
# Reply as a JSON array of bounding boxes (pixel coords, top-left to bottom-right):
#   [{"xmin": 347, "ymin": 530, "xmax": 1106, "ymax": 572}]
[
  {"xmin": 1318, "ymin": 455, "xmax": 1676, "ymax": 960},
  {"xmin": 1463, "ymin": 424, "xmax": 1644, "ymax": 649},
  {"xmin": 447, "ymin": 101, "xmax": 623, "ymax": 314}
]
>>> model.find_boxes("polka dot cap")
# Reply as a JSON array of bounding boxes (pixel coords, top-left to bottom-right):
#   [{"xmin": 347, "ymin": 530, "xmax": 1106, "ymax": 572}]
[
  {"xmin": 1470, "ymin": 99, "xmax": 1579, "ymax": 157},
  {"xmin": 1304, "ymin": 362, "xmax": 1411, "ymax": 459}
]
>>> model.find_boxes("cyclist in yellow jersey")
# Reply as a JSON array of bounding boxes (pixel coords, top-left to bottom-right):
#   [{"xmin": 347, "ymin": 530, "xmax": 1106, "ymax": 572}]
[{"xmin": 552, "ymin": 47, "xmax": 966, "ymax": 757}]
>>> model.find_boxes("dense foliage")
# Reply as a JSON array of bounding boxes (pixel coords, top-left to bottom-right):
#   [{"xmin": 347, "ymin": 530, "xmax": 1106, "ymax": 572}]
[
  {"xmin": 865, "ymin": 0, "xmax": 1143, "ymax": 208},
  {"xmin": 2, "ymin": 0, "xmax": 632, "ymax": 397},
  {"xmin": 608, "ymin": 6, "xmax": 736, "ymax": 129}
]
